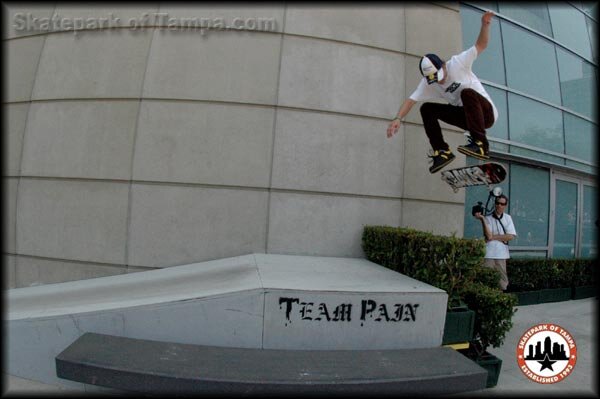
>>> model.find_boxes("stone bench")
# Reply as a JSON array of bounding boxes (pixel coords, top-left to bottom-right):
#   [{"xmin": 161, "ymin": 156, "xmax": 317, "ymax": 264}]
[{"xmin": 56, "ymin": 333, "xmax": 487, "ymax": 395}]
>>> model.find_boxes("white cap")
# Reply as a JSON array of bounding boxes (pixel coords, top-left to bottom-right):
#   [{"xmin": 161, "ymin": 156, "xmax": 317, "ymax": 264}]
[{"xmin": 419, "ymin": 54, "xmax": 445, "ymax": 84}]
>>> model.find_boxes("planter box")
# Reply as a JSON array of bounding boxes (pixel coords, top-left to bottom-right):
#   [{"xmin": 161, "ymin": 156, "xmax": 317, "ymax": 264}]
[
  {"xmin": 442, "ymin": 308, "xmax": 475, "ymax": 345},
  {"xmin": 512, "ymin": 290, "xmax": 540, "ymax": 306},
  {"xmin": 476, "ymin": 352, "xmax": 503, "ymax": 388},
  {"xmin": 572, "ymin": 285, "xmax": 597, "ymax": 300},
  {"xmin": 538, "ymin": 287, "xmax": 572, "ymax": 304}
]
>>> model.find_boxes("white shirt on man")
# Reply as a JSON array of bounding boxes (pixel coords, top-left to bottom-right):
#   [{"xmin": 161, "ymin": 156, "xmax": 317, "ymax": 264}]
[
  {"xmin": 409, "ymin": 46, "xmax": 498, "ymax": 122},
  {"xmin": 484, "ymin": 212, "xmax": 517, "ymax": 259}
]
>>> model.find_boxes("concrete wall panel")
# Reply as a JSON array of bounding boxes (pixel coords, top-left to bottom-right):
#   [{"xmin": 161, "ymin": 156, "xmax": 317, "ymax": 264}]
[
  {"xmin": 49, "ymin": 5, "xmax": 159, "ymax": 32},
  {"xmin": 278, "ymin": 36, "xmax": 405, "ymax": 118},
  {"xmin": 21, "ymin": 101, "xmax": 139, "ymax": 180},
  {"xmin": 16, "ymin": 179, "xmax": 129, "ymax": 264},
  {"xmin": 4, "ymin": 178, "xmax": 18, "ymax": 254},
  {"xmin": 128, "ymin": 184, "xmax": 268, "ymax": 268},
  {"xmin": 268, "ymin": 192, "xmax": 402, "ymax": 258},
  {"xmin": 402, "ymin": 124, "xmax": 466, "ymax": 202},
  {"xmin": 2, "ymin": 4, "xmax": 55, "ymax": 39},
  {"xmin": 402, "ymin": 200, "xmax": 465, "ymax": 237},
  {"xmin": 157, "ymin": 5, "xmax": 284, "ymax": 32},
  {"xmin": 14, "ymin": 256, "xmax": 126, "ymax": 288},
  {"xmin": 133, "ymin": 101, "xmax": 274, "ymax": 187},
  {"xmin": 405, "ymin": 4, "xmax": 462, "ymax": 58},
  {"xmin": 271, "ymin": 109, "xmax": 403, "ymax": 197},
  {"xmin": 4, "ymin": 255, "xmax": 16, "ymax": 290},
  {"xmin": 143, "ymin": 30, "xmax": 281, "ymax": 104},
  {"xmin": 32, "ymin": 30, "xmax": 152, "ymax": 100},
  {"xmin": 5, "ymin": 36, "xmax": 45, "ymax": 102},
  {"xmin": 4, "ymin": 103, "xmax": 29, "ymax": 176},
  {"xmin": 285, "ymin": 5, "xmax": 405, "ymax": 51}
]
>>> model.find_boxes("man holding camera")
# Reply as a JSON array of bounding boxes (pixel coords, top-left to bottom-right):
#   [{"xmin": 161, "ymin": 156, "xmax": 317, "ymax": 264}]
[{"xmin": 474, "ymin": 194, "xmax": 517, "ymax": 291}]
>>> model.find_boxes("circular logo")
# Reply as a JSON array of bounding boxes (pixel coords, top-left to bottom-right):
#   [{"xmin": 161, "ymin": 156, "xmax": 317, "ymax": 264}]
[{"xmin": 516, "ymin": 323, "xmax": 577, "ymax": 384}]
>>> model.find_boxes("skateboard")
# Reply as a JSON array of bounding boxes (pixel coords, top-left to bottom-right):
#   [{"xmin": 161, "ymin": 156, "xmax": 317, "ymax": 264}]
[{"xmin": 440, "ymin": 162, "xmax": 507, "ymax": 192}]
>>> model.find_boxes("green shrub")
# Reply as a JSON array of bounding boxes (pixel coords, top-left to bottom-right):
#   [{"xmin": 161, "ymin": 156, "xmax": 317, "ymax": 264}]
[
  {"xmin": 362, "ymin": 226, "xmax": 486, "ymax": 306},
  {"xmin": 363, "ymin": 225, "xmax": 516, "ymax": 359},
  {"xmin": 508, "ymin": 258, "xmax": 595, "ymax": 292},
  {"xmin": 475, "ymin": 266, "xmax": 502, "ymax": 290},
  {"xmin": 460, "ymin": 282, "xmax": 518, "ymax": 355},
  {"xmin": 572, "ymin": 259, "xmax": 596, "ymax": 286}
]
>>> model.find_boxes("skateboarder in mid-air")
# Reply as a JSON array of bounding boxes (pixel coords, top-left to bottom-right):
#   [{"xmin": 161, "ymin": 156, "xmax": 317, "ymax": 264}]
[{"xmin": 387, "ymin": 11, "xmax": 497, "ymax": 173}]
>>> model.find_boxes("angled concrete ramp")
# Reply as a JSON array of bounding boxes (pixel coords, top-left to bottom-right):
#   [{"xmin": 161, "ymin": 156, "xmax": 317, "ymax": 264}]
[{"xmin": 7, "ymin": 254, "xmax": 450, "ymax": 390}]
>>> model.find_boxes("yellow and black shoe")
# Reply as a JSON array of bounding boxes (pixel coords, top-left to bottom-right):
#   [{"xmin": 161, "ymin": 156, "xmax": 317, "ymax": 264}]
[
  {"xmin": 457, "ymin": 137, "xmax": 489, "ymax": 160},
  {"xmin": 428, "ymin": 149, "xmax": 456, "ymax": 173}
]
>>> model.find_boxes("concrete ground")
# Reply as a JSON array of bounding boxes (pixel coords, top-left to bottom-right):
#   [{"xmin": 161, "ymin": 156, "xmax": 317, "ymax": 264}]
[{"xmin": 3, "ymin": 297, "xmax": 597, "ymax": 397}]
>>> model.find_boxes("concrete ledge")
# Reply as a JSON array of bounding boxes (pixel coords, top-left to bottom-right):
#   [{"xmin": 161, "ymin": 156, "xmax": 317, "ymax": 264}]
[{"xmin": 56, "ymin": 333, "xmax": 488, "ymax": 396}]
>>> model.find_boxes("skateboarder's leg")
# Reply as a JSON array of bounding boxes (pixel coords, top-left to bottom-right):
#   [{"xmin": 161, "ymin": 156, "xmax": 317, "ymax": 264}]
[
  {"xmin": 419, "ymin": 102, "xmax": 467, "ymax": 151},
  {"xmin": 460, "ymin": 89, "xmax": 494, "ymax": 152}
]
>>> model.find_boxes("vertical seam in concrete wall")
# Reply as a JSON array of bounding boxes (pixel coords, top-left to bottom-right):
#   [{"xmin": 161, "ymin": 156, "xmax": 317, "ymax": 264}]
[
  {"xmin": 13, "ymin": 3, "xmax": 56, "ymax": 287},
  {"xmin": 264, "ymin": 5, "xmax": 287, "ymax": 255},
  {"xmin": 400, "ymin": 4, "xmax": 408, "ymax": 228},
  {"xmin": 125, "ymin": 16, "xmax": 158, "ymax": 271}
]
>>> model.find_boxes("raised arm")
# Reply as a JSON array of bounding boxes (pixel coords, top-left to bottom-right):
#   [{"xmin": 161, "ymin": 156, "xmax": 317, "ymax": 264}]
[{"xmin": 475, "ymin": 11, "xmax": 494, "ymax": 54}]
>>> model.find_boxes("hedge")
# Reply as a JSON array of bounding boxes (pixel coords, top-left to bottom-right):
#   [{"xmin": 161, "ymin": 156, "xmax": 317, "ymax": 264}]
[
  {"xmin": 362, "ymin": 225, "xmax": 516, "ymax": 355},
  {"xmin": 362, "ymin": 226, "xmax": 486, "ymax": 306},
  {"xmin": 507, "ymin": 258, "xmax": 596, "ymax": 292}
]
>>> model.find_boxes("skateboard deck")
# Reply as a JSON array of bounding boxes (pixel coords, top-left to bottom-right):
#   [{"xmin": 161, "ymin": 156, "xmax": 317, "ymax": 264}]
[{"xmin": 441, "ymin": 162, "xmax": 507, "ymax": 192}]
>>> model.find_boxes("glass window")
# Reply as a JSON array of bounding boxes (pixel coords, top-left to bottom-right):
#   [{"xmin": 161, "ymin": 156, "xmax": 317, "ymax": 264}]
[
  {"xmin": 586, "ymin": 17, "xmax": 598, "ymax": 64},
  {"xmin": 564, "ymin": 113, "xmax": 597, "ymax": 165},
  {"xmin": 463, "ymin": 158, "xmax": 510, "ymax": 239},
  {"xmin": 460, "ymin": 6, "xmax": 506, "ymax": 85},
  {"xmin": 556, "ymin": 48, "xmax": 597, "ymax": 120},
  {"xmin": 548, "ymin": 4, "xmax": 593, "ymax": 60},
  {"xmin": 508, "ymin": 93, "xmax": 564, "ymax": 164},
  {"xmin": 510, "ymin": 251, "xmax": 548, "ymax": 259},
  {"xmin": 498, "ymin": 3, "xmax": 553, "ymax": 37},
  {"xmin": 509, "ymin": 164, "xmax": 549, "ymax": 247},
  {"xmin": 552, "ymin": 180, "xmax": 578, "ymax": 258},
  {"xmin": 502, "ymin": 21, "xmax": 561, "ymax": 105},
  {"xmin": 581, "ymin": 185, "xmax": 598, "ymax": 258},
  {"xmin": 485, "ymin": 85, "xmax": 508, "ymax": 143},
  {"xmin": 581, "ymin": 2, "xmax": 598, "ymax": 17}
]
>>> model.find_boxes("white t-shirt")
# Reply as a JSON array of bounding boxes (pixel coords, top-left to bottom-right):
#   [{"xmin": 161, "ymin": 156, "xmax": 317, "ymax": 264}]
[
  {"xmin": 409, "ymin": 46, "xmax": 498, "ymax": 122},
  {"xmin": 483, "ymin": 212, "xmax": 517, "ymax": 259}
]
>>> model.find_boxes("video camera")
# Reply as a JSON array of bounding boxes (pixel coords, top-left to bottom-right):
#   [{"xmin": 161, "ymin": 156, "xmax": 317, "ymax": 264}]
[{"xmin": 472, "ymin": 186, "xmax": 502, "ymax": 216}]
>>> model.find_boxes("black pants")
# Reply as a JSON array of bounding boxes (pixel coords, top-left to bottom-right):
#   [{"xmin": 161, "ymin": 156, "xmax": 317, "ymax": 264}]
[{"xmin": 419, "ymin": 88, "xmax": 495, "ymax": 152}]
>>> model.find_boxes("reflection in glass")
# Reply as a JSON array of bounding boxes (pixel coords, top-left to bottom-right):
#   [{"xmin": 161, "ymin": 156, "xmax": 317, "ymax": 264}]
[
  {"xmin": 585, "ymin": 17, "xmax": 598, "ymax": 63},
  {"xmin": 511, "ymin": 251, "xmax": 548, "ymax": 259},
  {"xmin": 502, "ymin": 21, "xmax": 561, "ymax": 105},
  {"xmin": 564, "ymin": 113, "xmax": 596, "ymax": 164},
  {"xmin": 508, "ymin": 94, "xmax": 563, "ymax": 160},
  {"xmin": 552, "ymin": 180, "xmax": 577, "ymax": 258},
  {"xmin": 460, "ymin": 5, "xmax": 506, "ymax": 85},
  {"xmin": 581, "ymin": 185, "xmax": 598, "ymax": 258},
  {"xmin": 498, "ymin": 3, "xmax": 553, "ymax": 37},
  {"xmin": 509, "ymin": 164, "xmax": 549, "ymax": 247},
  {"xmin": 548, "ymin": 3, "xmax": 593, "ymax": 60},
  {"xmin": 556, "ymin": 48, "xmax": 597, "ymax": 120},
  {"xmin": 484, "ymin": 85, "xmax": 508, "ymax": 141}
]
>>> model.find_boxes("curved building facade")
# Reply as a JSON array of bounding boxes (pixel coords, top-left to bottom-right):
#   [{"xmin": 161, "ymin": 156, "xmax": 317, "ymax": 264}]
[
  {"xmin": 4, "ymin": 4, "xmax": 468, "ymax": 287},
  {"xmin": 460, "ymin": 2, "xmax": 597, "ymax": 259},
  {"xmin": 3, "ymin": 3, "xmax": 597, "ymax": 289}
]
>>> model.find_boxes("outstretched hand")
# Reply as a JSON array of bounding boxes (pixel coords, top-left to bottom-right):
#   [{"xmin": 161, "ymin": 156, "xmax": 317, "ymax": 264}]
[
  {"xmin": 387, "ymin": 119, "xmax": 400, "ymax": 138},
  {"xmin": 482, "ymin": 11, "xmax": 494, "ymax": 26}
]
